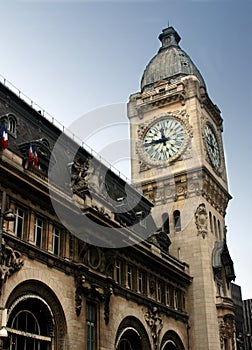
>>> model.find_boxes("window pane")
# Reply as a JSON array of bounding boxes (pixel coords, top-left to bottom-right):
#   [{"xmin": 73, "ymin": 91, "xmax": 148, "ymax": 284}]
[
  {"xmin": 53, "ymin": 227, "xmax": 60, "ymax": 255},
  {"xmin": 86, "ymin": 303, "xmax": 96, "ymax": 350},
  {"xmin": 35, "ymin": 218, "xmax": 43, "ymax": 247},
  {"xmin": 15, "ymin": 208, "xmax": 24, "ymax": 238}
]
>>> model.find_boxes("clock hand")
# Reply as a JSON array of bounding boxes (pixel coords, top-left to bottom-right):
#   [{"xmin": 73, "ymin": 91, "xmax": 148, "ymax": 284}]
[
  {"xmin": 144, "ymin": 138, "xmax": 165, "ymax": 147},
  {"xmin": 160, "ymin": 127, "xmax": 169, "ymax": 145},
  {"xmin": 160, "ymin": 127, "xmax": 165, "ymax": 139}
]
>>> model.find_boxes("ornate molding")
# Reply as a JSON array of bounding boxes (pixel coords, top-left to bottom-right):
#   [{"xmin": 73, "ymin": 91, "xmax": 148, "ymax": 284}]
[
  {"xmin": 0, "ymin": 239, "xmax": 24, "ymax": 293},
  {"xmin": 219, "ymin": 315, "xmax": 236, "ymax": 350},
  {"xmin": 140, "ymin": 169, "xmax": 230, "ymax": 215},
  {"xmin": 75, "ymin": 271, "xmax": 113, "ymax": 325},
  {"xmin": 78, "ymin": 243, "xmax": 115, "ymax": 276}
]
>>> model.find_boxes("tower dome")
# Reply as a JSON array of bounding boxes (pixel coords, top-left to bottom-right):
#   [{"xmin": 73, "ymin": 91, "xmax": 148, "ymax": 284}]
[{"xmin": 141, "ymin": 26, "xmax": 206, "ymax": 92}]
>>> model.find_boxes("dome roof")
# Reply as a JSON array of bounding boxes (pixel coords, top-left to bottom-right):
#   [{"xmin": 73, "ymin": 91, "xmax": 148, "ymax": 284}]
[{"xmin": 141, "ymin": 27, "xmax": 206, "ymax": 92}]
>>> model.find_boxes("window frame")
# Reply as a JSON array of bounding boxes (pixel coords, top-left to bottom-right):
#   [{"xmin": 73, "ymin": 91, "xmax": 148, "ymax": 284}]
[
  {"xmin": 86, "ymin": 301, "xmax": 97, "ymax": 350},
  {"xmin": 52, "ymin": 226, "xmax": 61, "ymax": 256},
  {"xmin": 14, "ymin": 207, "xmax": 25, "ymax": 239},
  {"xmin": 173, "ymin": 210, "xmax": 181, "ymax": 232},
  {"xmin": 34, "ymin": 217, "xmax": 44, "ymax": 248}
]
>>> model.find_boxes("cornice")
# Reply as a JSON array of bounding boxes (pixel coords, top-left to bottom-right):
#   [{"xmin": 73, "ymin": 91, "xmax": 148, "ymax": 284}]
[{"xmin": 138, "ymin": 167, "xmax": 231, "ymax": 215}]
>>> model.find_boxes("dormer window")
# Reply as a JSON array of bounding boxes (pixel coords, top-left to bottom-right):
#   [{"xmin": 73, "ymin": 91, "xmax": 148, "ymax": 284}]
[
  {"xmin": 8, "ymin": 115, "xmax": 17, "ymax": 135},
  {"xmin": 0, "ymin": 113, "xmax": 17, "ymax": 138}
]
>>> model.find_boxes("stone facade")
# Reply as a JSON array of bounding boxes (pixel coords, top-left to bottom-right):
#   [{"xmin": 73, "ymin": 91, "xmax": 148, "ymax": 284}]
[
  {"xmin": 128, "ymin": 27, "xmax": 236, "ymax": 350},
  {"xmin": 0, "ymin": 25, "xmax": 236, "ymax": 350}
]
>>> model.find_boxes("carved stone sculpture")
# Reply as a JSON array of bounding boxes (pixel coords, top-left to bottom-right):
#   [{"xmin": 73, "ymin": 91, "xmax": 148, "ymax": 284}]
[
  {"xmin": 145, "ymin": 306, "xmax": 163, "ymax": 349},
  {"xmin": 195, "ymin": 203, "xmax": 208, "ymax": 238},
  {"xmin": 0, "ymin": 240, "xmax": 24, "ymax": 293}
]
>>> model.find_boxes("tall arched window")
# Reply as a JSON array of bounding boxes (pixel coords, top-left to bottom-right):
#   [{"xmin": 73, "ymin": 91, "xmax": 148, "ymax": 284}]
[
  {"xmin": 209, "ymin": 212, "xmax": 213, "ymax": 233},
  {"xmin": 217, "ymin": 220, "xmax": 221, "ymax": 241},
  {"xmin": 213, "ymin": 216, "xmax": 217, "ymax": 238},
  {"xmin": 173, "ymin": 210, "xmax": 181, "ymax": 232},
  {"xmin": 162, "ymin": 212, "xmax": 170, "ymax": 234}
]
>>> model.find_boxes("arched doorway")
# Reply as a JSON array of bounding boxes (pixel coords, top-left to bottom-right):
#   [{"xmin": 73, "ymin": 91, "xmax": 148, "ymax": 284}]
[
  {"xmin": 115, "ymin": 317, "xmax": 151, "ymax": 350},
  {"xmin": 2, "ymin": 280, "xmax": 67, "ymax": 350}
]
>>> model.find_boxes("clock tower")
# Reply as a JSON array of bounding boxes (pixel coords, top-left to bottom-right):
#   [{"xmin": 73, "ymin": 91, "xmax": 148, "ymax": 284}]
[{"xmin": 128, "ymin": 26, "xmax": 236, "ymax": 350}]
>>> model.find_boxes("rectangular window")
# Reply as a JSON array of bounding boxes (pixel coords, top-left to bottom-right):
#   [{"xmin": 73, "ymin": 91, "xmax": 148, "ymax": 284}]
[
  {"xmin": 115, "ymin": 260, "xmax": 122, "ymax": 284},
  {"xmin": 166, "ymin": 286, "xmax": 171, "ymax": 306},
  {"xmin": 157, "ymin": 282, "xmax": 162, "ymax": 302},
  {"xmin": 166, "ymin": 286, "xmax": 174, "ymax": 307},
  {"xmin": 138, "ymin": 271, "xmax": 143, "ymax": 293},
  {"xmin": 34, "ymin": 217, "xmax": 43, "ymax": 247},
  {"xmin": 127, "ymin": 265, "xmax": 133, "ymax": 289},
  {"xmin": 14, "ymin": 207, "xmax": 24, "ymax": 239},
  {"xmin": 86, "ymin": 302, "xmax": 97, "ymax": 350},
  {"xmin": 53, "ymin": 227, "xmax": 60, "ymax": 255},
  {"xmin": 174, "ymin": 289, "xmax": 178, "ymax": 309}
]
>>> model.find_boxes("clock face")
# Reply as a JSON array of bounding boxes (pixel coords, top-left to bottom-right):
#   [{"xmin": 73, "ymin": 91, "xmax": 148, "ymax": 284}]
[
  {"xmin": 204, "ymin": 124, "xmax": 221, "ymax": 169},
  {"xmin": 143, "ymin": 118, "xmax": 186, "ymax": 162}
]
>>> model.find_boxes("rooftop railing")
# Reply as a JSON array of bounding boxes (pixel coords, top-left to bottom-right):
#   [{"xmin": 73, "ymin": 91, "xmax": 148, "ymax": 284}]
[{"xmin": 0, "ymin": 74, "xmax": 130, "ymax": 183}]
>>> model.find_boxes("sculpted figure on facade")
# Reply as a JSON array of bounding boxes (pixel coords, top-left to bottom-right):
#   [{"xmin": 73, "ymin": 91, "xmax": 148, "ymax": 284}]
[
  {"xmin": 145, "ymin": 306, "xmax": 163, "ymax": 349},
  {"xmin": 0, "ymin": 240, "xmax": 24, "ymax": 293},
  {"xmin": 195, "ymin": 203, "xmax": 208, "ymax": 238}
]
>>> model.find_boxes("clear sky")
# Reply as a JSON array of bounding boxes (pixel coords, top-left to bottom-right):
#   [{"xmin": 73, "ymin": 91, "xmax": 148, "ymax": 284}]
[{"xmin": 0, "ymin": 0, "xmax": 251, "ymax": 299}]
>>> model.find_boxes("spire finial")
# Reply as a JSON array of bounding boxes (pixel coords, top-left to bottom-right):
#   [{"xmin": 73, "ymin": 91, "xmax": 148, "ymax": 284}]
[{"xmin": 158, "ymin": 26, "xmax": 181, "ymax": 49}]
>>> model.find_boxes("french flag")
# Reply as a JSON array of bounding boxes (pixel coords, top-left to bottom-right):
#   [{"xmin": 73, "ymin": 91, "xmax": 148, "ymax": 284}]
[{"xmin": 0, "ymin": 127, "xmax": 8, "ymax": 150}]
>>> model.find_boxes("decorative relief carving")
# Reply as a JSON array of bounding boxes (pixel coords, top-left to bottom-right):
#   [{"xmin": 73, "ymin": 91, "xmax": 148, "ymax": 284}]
[
  {"xmin": 195, "ymin": 203, "xmax": 208, "ymax": 238},
  {"xmin": 140, "ymin": 170, "xmax": 229, "ymax": 215},
  {"xmin": 136, "ymin": 85, "xmax": 186, "ymax": 114},
  {"xmin": 75, "ymin": 271, "xmax": 113, "ymax": 324},
  {"xmin": 78, "ymin": 244, "xmax": 115, "ymax": 277},
  {"xmin": 0, "ymin": 240, "xmax": 24, "ymax": 293},
  {"xmin": 145, "ymin": 306, "xmax": 163, "ymax": 349},
  {"xmin": 202, "ymin": 173, "xmax": 230, "ymax": 215},
  {"xmin": 71, "ymin": 158, "xmax": 90, "ymax": 195},
  {"xmin": 71, "ymin": 157, "xmax": 106, "ymax": 198},
  {"xmin": 91, "ymin": 204, "xmax": 111, "ymax": 220},
  {"xmin": 219, "ymin": 315, "xmax": 236, "ymax": 350}
]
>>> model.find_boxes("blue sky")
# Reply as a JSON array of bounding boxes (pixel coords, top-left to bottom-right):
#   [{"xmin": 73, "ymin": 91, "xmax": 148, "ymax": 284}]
[{"xmin": 0, "ymin": 0, "xmax": 251, "ymax": 299}]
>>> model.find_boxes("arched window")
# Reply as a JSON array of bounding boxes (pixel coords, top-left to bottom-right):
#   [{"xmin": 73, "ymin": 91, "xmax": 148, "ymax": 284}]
[
  {"xmin": 162, "ymin": 340, "xmax": 177, "ymax": 350},
  {"xmin": 4, "ymin": 295, "xmax": 53, "ymax": 350},
  {"xmin": 161, "ymin": 330, "xmax": 185, "ymax": 350},
  {"xmin": 162, "ymin": 212, "xmax": 170, "ymax": 234},
  {"xmin": 117, "ymin": 328, "xmax": 141, "ymax": 350},
  {"xmin": 7, "ymin": 114, "xmax": 17, "ymax": 137},
  {"xmin": 118, "ymin": 338, "xmax": 133, "ymax": 350},
  {"xmin": 213, "ymin": 216, "xmax": 217, "ymax": 238},
  {"xmin": 217, "ymin": 220, "xmax": 221, "ymax": 241},
  {"xmin": 115, "ymin": 317, "xmax": 151, "ymax": 350},
  {"xmin": 173, "ymin": 210, "xmax": 181, "ymax": 232},
  {"xmin": 209, "ymin": 212, "xmax": 213, "ymax": 233},
  {"xmin": 40, "ymin": 138, "xmax": 50, "ymax": 149}
]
